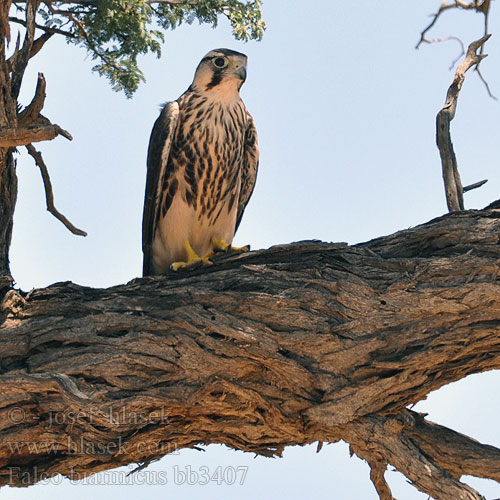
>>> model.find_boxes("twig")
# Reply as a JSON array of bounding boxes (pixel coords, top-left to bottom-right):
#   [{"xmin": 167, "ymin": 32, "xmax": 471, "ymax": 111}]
[
  {"xmin": 416, "ymin": 0, "xmax": 455, "ymax": 49},
  {"xmin": 8, "ymin": 16, "xmax": 75, "ymax": 38},
  {"xmin": 436, "ymin": 34, "xmax": 490, "ymax": 212},
  {"xmin": 474, "ymin": 0, "xmax": 495, "ymax": 98},
  {"xmin": 475, "ymin": 65, "xmax": 497, "ymax": 99},
  {"xmin": 25, "ymin": 143, "xmax": 87, "ymax": 237},
  {"xmin": 29, "ymin": 32, "xmax": 53, "ymax": 59},
  {"xmin": 421, "ymin": 35, "xmax": 465, "ymax": 70},
  {"xmin": 126, "ymin": 460, "xmax": 156, "ymax": 476},
  {"xmin": 417, "ymin": 1, "xmax": 496, "ymax": 99},
  {"xmin": 46, "ymin": 5, "xmax": 124, "ymax": 76}
]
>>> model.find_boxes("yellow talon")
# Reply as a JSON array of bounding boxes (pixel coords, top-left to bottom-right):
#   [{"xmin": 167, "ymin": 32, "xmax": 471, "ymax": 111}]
[
  {"xmin": 212, "ymin": 238, "xmax": 250, "ymax": 254},
  {"xmin": 170, "ymin": 241, "xmax": 214, "ymax": 271},
  {"xmin": 212, "ymin": 238, "xmax": 231, "ymax": 253}
]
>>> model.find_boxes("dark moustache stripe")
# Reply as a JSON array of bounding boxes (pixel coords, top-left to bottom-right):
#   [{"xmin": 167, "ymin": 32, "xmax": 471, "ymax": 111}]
[{"xmin": 205, "ymin": 71, "xmax": 223, "ymax": 90}]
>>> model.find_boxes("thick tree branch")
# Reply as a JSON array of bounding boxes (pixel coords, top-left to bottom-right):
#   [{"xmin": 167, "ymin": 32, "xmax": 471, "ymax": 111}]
[
  {"xmin": 1, "ymin": 209, "xmax": 500, "ymax": 499},
  {"xmin": 407, "ymin": 411, "xmax": 500, "ymax": 482},
  {"xmin": 436, "ymin": 34, "xmax": 490, "ymax": 213},
  {"xmin": 345, "ymin": 414, "xmax": 486, "ymax": 500}
]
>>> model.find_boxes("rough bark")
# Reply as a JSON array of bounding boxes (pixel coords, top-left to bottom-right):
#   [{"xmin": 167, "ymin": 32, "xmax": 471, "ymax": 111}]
[{"xmin": 1, "ymin": 208, "xmax": 500, "ymax": 499}]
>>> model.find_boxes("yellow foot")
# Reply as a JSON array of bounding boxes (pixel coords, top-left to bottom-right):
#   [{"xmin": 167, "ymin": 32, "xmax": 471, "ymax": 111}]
[
  {"xmin": 212, "ymin": 238, "xmax": 250, "ymax": 254},
  {"xmin": 170, "ymin": 241, "xmax": 214, "ymax": 271}
]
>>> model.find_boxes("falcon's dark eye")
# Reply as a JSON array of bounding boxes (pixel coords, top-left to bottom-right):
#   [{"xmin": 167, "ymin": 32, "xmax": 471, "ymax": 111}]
[{"xmin": 213, "ymin": 57, "xmax": 227, "ymax": 68}]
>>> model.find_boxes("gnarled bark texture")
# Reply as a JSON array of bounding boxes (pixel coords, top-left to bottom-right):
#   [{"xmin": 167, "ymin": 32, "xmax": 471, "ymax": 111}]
[{"xmin": 1, "ymin": 208, "xmax": 500, "ymax": 499}]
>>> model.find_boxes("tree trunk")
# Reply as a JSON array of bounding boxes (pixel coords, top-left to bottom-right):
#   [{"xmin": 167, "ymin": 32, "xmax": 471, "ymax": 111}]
[
  {"xmin": 1, "ymin": 208, "xmax": 500, "ymax": 499},
  {"xmin": 0, "ymin": 149, "xmax": 16, "ymax": 286},
  {"xmin": 0, "ymin": 0, "xmax": 18, "ymax": 286}
]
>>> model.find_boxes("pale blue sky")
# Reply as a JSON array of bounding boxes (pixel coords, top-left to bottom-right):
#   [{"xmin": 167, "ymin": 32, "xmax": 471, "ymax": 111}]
[{"xmin": 4, "ymin": 1, "xmax": 500, "ymax": 499}]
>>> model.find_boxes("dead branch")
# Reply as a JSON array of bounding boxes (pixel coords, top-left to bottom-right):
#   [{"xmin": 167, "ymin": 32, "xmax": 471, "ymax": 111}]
[
  {"xmin": 17, "ymin": 72, "xmax": 46, "ymax": 127},
  {"xmin": 463, "ymin": 179, "xmax": 488, "ymax": 192},
  {"xmin": 416, "ymin": 1, "xmax": 472, "ymax": 49},
  {"xmin": 25, "ymin": 144, "xmax": 87, "ymax": 236},
  {"xmin": 436, "ymin": 34, "xmax": 490, "ymax": 212},
  {"xmin": 417, "ymin": 1, "xmax": 495, "ymax": 98},
  {"xmin": 29, "ymin": 32, "xmax": 53, "ymax": 59},
  {"xmin": 417, "ymin": 1, "xmax": 488, "ymax": 49},
  {"xmin": 10, "ymin": 0, "xmax": 38, "ymax": 100},
  {"xmin": 420, "ymin": 35, "xmax": 465, "ymax": 70},
  {"xmin": 1, "ymin": 209, "xmax": 500, "ymax": 499}
]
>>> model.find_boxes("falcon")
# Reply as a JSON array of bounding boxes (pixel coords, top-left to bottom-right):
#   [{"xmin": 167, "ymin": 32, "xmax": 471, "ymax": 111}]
[{"xmin": 142, "ymin": 48, "xmax": 259, "ymax": 275}]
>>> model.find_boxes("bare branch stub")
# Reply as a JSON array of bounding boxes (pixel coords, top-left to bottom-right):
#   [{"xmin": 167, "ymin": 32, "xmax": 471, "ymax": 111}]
[
  {"xmin": 463, "ymin": 179, "xmax": 488, "ymax": 192},
  {"xmin": 436, "ymin": 34, "xmax": 490, "ymax": 213},
  {"xmin": 0, "ymin": 123, "xmax": 72, "ymax": 147},
  {"xmin": 18, "ymin": 72, "xmax": 46, "ymax": 127},
  {"xmin": 25, "ymin": 144, "xmax": 87, "ymax": 236}
]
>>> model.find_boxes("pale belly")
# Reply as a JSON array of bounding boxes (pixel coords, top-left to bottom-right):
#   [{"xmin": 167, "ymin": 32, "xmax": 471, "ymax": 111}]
[{"xmin": 151, "ymin": 185, "xmax": 238, "ymax": 273}]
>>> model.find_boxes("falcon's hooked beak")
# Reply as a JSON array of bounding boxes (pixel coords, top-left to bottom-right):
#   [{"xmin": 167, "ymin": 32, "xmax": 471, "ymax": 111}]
[{"xmin": 233, "ymin": 65, "xmax": 247, "ymax": 82}]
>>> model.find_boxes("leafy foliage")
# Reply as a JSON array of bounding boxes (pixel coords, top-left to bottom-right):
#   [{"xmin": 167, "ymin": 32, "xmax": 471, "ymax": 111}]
[
  {"xmin": 36, "ymin": 0, "xmax": 265, "ymax": 97},
  {"xmin": 155, "ymin": 0, "xmax": 265, "ymax": 41}
]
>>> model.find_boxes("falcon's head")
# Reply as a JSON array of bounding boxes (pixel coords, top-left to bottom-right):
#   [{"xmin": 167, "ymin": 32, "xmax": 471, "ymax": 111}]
[{"xmin": 192, "ymin": 48, "xmax": 248, "ymax": 98}]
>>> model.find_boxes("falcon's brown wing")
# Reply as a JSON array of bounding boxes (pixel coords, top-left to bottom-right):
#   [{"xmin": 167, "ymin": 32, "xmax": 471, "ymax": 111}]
[
  {"xmin": 235, "ymin": 113, "xmax": 259, "ymax": 233},
  {"xmin": 142, "ymin": 101, "xmax": 179, "ymax": 276}
]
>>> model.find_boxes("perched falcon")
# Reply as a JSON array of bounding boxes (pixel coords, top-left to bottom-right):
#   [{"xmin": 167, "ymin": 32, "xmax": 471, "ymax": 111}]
[{"xmin": 142, "ymin": 48, "xmax": 259, "ymax": 276}]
